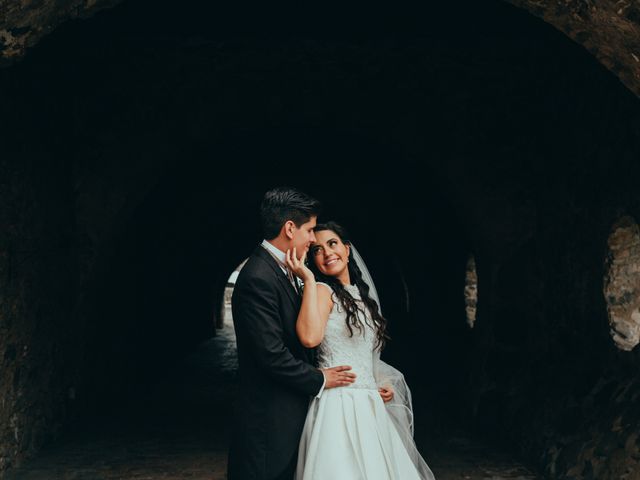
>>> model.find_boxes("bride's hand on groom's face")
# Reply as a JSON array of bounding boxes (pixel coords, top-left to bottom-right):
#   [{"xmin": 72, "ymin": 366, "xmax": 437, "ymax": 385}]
[
  {"xmin": 321, "ymin": 365, "xmax": 357, "ymax": 389},
  {"xmin": 286, "ymin": 248, "xmax": 314, "ymax": 282}
]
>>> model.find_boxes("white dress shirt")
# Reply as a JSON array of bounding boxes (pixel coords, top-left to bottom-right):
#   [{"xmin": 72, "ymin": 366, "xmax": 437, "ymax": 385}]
[
  {"xmin": 261, "ymin": 240, "xmax": 326, "ymax": 398},
  {"xmin": 261, "ymin": 240, "xmax": 299, "ymax": 289}
]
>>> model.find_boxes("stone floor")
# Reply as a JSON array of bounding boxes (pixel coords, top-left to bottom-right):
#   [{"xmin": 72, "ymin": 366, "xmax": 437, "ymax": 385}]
[{"xmin": 6, "ymin": 321, "xmax": 543, "ymax": 480}]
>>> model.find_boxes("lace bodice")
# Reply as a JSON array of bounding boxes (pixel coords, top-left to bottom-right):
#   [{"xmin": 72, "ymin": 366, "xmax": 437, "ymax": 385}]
[{"xmin": 317, "ymin": 283, "xmax": 378, "ymax": 390}]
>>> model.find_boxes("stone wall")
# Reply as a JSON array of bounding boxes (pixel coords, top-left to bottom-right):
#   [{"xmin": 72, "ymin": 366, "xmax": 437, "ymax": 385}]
[
  {"xmin": 0, "ymin": 156, "xmax": 170, "ymax": 478},
  {"xmin": 603, "ymin": 216, "xmax": 640, "ymax": 352},
  {"xmin": 464, "ymin": 176, "xmax": 640, "ymax": 479},
  {"xmin": 0, "ymin": 59, "xmax": 171, "ymax": 473},
  {"xmin": 0, "ymin": 4, "xmax": 638, "ymax": 477},
  {"xmin": 0, "ymin": 159, "xmax": 77, "ymax": 472},
  {"xmin": 505, "ymin": 0, "xmax": 640, "ymax": 97},
  {"xmin": 2, "ymin": 1, "xmax": 640, "ymax": 97},
  {"xmin": 0, "ymin": 0, "xmax": 119, "ymax": 60}
]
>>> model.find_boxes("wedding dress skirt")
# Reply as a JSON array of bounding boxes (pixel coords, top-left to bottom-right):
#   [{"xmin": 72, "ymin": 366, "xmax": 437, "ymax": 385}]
[
  {"xmin": 295, "ymin": 284, "xmax": 435, "ymax": 480},
  {"xmin": 296, "ymin": 388, "xmax": 425, "ymax": 480}
]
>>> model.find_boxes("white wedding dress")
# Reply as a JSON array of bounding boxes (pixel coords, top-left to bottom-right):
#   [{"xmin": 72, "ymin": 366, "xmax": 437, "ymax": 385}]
[{"xmin": 295, "ymin": 283, "xmax": 436, "ymax": 480}]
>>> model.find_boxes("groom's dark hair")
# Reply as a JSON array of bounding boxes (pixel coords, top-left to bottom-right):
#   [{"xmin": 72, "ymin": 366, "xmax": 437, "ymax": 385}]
[{"xmin": 260, "ymin": 187, "xmax": 322, "ymax": 239}]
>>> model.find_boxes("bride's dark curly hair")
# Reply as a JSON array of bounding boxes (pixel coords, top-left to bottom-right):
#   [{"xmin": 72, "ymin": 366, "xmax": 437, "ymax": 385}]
[{"xmin": 307, "ymin": 221, "xmax": 390, "ymax": 351}]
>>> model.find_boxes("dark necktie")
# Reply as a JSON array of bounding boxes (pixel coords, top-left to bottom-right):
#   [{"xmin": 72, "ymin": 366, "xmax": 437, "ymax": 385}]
[{"xmin": 286, "ymin": 267, "xmax": 302, "ymax": 296}]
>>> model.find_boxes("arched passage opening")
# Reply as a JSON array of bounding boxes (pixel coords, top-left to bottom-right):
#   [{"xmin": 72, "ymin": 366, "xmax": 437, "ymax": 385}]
[
  {"xmin": 221, "ymin": 260, "xmax": 246, "ymax": 327},
  {"xmin": 2, "ymin": 0, "xmax": 640, "ymax": 478},
  {"xmin": 77, "ymin": 127, "xmax": 468, "ymax": 408}
]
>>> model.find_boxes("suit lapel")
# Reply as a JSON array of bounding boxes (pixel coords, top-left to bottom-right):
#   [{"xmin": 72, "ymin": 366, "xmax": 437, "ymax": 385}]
[{"xmin": 255, "ymin": 246, "xmax": 301, "ymax": 308}]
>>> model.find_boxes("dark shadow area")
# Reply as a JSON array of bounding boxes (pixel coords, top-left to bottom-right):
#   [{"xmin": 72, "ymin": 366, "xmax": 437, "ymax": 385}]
[
  {"xmin": 2, "ymin": 0, "xmax": 640, "ymax": 478},
  {"xmin": 82, "ymin": 129, "xmax": 468, "ymax": 423}
]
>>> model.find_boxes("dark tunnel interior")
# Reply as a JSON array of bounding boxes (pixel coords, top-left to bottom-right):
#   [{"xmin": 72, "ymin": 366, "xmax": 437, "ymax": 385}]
[
  {"xmin": 83, "ymin": 127, "xmax": 471, "ymax": 427},
  {"xmin": 2, "ymin": 0, "xmax": 640, "ymax": 478}
]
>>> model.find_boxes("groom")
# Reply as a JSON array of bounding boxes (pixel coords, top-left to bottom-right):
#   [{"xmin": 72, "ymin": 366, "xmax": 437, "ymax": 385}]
[{"xmin": 227, "ymin": 187, "xmax": 357, "ymax": 480}]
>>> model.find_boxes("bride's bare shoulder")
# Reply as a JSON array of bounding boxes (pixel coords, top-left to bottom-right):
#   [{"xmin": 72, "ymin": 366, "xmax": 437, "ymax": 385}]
[
  {"xmin": 315, "ymin": 281, "xmax": 332, "ymax": 292},
  {"xmin": 315, "ymin": 282, "xmax": 335, "ymax": 306}
]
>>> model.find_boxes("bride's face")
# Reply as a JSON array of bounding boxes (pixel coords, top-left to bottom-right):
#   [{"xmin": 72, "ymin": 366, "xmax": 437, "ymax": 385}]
[{"xmin": 310, "ymin": 230, "xmax": 351, "ymax": 278}]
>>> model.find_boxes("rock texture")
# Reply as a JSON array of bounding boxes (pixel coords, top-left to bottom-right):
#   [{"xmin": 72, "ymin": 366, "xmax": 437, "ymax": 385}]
[
  {"xmin": 1, "ymin": 0, "xmax": 640, "ymax": 98},
  {"xmin": 603, "ymin": 216, "xmax": 640, "ymax": 351},
  {"xmin": 534, "ymin": 365, "xmax": 640, "ymax": 479},
  {"xmin": 465, "ymin": 255, "xmax": 478, "ymax": 328},
  {"xmin": 0, "ymin": 2, "xmax": 639, "ymax": 479},
  {"xmin": 0, "ymin": 0, "xmax": 119, "ymax": 60},
  {"xmin": 504, "ymin": 0, "xmax": 640, "ymax": 96},
  {"xmin": 0, "ymin": 160, "xmax": 77, "ymax": 473}
]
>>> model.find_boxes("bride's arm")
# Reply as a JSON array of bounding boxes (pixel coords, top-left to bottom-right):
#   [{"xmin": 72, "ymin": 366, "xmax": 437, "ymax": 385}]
[
  {"xmin": 286, "ymin": 249, "xmax": 334, "ymax": 348},
  {"xmin": 296, "ymin": 279, "xmax": 333, "ymax": 347}
]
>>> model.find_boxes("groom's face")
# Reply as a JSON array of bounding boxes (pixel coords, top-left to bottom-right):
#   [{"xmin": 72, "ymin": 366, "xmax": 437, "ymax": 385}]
[{"xmin": 289, "ymin": 216, "xmax": 317, "ymax": 259}]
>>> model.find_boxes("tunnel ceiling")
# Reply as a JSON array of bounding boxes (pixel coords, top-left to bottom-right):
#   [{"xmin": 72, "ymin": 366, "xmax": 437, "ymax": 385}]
[
  {"xmin": 504, "ymin": 0, "xmax": 640, "ymax": 97},
  {"xmin": 1, "ymin": 1, "xmax": 640, "ymax": 96},
  {"xmin": 0, "ymin": 0, "xmax": 118, "ymax": 58}
]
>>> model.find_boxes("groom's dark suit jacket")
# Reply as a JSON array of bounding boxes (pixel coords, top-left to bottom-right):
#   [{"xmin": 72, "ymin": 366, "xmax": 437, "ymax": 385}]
[{"xmin": 228, "ymin": 246, "xmax": 324, "ymax": 480}]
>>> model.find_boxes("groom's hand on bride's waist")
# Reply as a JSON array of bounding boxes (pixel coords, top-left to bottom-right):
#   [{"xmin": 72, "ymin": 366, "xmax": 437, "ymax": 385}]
[{"xmin": 320, "ymin": 365, "xmax": 356, "ymax": 389}]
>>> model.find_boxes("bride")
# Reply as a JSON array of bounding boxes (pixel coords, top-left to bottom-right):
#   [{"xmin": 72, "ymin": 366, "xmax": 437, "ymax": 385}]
[{"xmin": 286, "ymin": 221, "xmax": 436, "ymax": 480}]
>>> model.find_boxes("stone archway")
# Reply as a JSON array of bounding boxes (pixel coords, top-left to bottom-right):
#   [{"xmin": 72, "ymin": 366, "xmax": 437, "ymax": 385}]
[
  {"xmin": 504, "ymin": 0, "xmax": 640, "ymax": 97},
  {"xmin": 2, "ymin": 2, "xmax": 640, "ymax": 478},
  {"xmin": 2, "ymin": 1, "xmax": 640, "ymax": 96}
]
